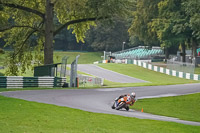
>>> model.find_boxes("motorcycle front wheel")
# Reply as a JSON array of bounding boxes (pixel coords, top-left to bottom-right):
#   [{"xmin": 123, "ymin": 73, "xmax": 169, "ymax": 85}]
[
  {"xmin": 125, "ymin": 106, "xmax": 129, "ymax": 111},
  {"xmin": 111, "ymin": 102, "xmax": 115, "ymax": 109},
  {"xmin": 116, "ymin": 102, "xmax": 126, "ymax": 110}
]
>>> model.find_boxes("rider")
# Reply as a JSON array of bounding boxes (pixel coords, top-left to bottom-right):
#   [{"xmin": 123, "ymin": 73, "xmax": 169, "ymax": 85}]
[{"xmin": 112, "ymin": 92, "xmax": 136, "ymax": 109}]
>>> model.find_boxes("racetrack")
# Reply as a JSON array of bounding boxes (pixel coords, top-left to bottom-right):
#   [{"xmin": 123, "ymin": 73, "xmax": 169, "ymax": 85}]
[
  {"xmin": 77, "ymin": 64, "xmax": 148, "ymax": 83},
  {"xmin": 1, "ymin": 83, "xmax": 200, "ymax": 126}
]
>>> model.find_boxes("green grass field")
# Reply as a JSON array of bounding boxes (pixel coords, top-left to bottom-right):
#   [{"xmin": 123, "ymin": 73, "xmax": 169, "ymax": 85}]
[
  {"xmin": 53, "ymin": 51, "xmax": 103, "ymax": 64},
  {"xmin": 195, "ymin": 67, "xmax": 200, "ymax": 74},
  {"xmin": 0, "ymin": 51, "xmax": 103, "ymax": 66},
  {"xmin": 98, "ymin": 64, "xmax": 199, "ymax": 87},
  {"xmin": 0, "ymin": 95, "xmax": 200, "ymax": 133},
  {"xmin": 132, "ymin": 93, "xmax": 200, "ymax": 122}
]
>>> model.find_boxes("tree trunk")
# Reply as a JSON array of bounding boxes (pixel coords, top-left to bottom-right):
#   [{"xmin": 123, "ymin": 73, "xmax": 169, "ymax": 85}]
[
  {"xmin": 181, "ymin": 43, "xmax": 186, "ymax": 62},
  {"xmin": 164, "ymin": 47, "xmax": 169, "ymax": 62},
  {"xmin": 191, "ymin": 38, "xmax": 197, "ymax": 66},
  {"xmin": 44, "ymin": 0, "xmax": 54, "ymax": 65}
]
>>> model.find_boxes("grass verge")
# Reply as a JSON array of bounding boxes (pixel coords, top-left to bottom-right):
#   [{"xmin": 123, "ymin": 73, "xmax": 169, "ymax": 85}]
[
  {"xmin": 195, "ymin": 67, "xmax": 200, "ymax": 74},
  {"xmin": 0, "ymin": 95, "xmax": 199, "ymax": 133},
  {"xmin": 131, "ymin": 93, "xmax": 200, "ymax": 122},
  {"xmin": 53, "ymin": 51, "xmax": 103, "ymax": 64},
  {"xmin": 99, "ymin": 64, "xmax": 199, "ymax": 87}
]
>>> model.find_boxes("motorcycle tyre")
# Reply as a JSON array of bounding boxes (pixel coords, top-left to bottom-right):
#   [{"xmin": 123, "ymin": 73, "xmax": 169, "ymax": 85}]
[
  {"xmin": 116, "ymin": 102, "xmax": 126, "ymax": 110},
  {"xmin": 111, "ymin": 102, "xmax": 115, "ymax": 109},
  {"xmin": 125, "ymin": 106, "xmax": 129, "ymax": 111}
]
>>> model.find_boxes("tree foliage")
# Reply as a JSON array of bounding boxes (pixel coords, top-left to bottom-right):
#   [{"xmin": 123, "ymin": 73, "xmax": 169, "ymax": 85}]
[
  {"xmin": 0, "ymin": 0, "xmax": 132, "ymax": 75},
  {"xmin": 85, "ymin": 17, "xmax": 130, "ymax": 52},
  {"xmin": 128, "ymin": 0, "xmax": 160, "ymax": 46}
]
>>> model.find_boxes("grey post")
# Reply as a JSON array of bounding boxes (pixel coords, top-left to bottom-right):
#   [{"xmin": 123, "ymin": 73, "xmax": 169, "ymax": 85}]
[{"xmin": 70, "ymin": 55, "xmax": 80, "ymax": 87}]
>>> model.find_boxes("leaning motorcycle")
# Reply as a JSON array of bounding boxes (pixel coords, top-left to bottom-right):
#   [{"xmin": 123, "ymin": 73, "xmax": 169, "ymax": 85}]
[{"xmin": 111, "ymin": 96, "xmax": 131, "ymax": 111}]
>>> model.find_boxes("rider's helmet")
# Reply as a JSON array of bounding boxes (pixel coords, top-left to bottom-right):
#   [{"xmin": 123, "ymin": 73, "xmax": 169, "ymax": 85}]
[{"xmin": 130, "ymin": 92, "xmax": 136, "ymax": 99}]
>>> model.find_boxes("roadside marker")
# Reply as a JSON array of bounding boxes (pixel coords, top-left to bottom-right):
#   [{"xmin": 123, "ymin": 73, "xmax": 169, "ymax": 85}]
[{"xmin": 141, "ymin": 108, "xmax": 143, "ymax": 112}]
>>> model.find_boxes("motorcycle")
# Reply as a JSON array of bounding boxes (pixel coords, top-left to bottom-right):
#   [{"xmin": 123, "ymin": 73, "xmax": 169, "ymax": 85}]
[{"xmin": 111, "ymin": 96, "xmax": 131, "ymax": 111}]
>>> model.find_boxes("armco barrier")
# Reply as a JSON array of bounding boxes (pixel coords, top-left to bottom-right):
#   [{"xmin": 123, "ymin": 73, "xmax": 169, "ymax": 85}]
[
  {"xmin": 131, "ymin": 59, "xmax": 200, "ymax": 81},
  {"xmin": 0, "ymin": 76, "xmax": 66, "ymax": 88}
]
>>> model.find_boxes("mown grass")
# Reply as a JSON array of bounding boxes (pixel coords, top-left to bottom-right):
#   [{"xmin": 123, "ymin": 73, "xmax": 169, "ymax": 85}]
[
  {"xmin": 0, "ymin": 51, "xmax": 103, "ymax": 65},
  {"xmin": 195, "ymin": 67, "xmax": 200, "ymax": 74},
  {"xmin": 53, "ymin": 51, "xmax": 103, "ymax": 64},
  {"xmin": 131, "ymin": 93, "xmax": 200, "ymax": 122},
  {"xmin": 0, "ymin": 95, "xmax": 199, "ymax": 133},
  {"xmin": 98, "ymin": 64, "xmax": 199, "ymax": 87}
]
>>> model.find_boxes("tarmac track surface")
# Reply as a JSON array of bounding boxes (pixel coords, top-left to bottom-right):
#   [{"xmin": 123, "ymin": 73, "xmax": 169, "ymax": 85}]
[
  {"xmin": 77, "ymin": 64, "xmax": 148, "ymax": 83},
  {"xmin": 1, "ymin": 83, "xmax": 200, "ymax": 126}
]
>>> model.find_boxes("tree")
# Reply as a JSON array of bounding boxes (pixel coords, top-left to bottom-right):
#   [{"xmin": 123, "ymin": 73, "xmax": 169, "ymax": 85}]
[
  {"xmin": 0, "ymin": 0, "xmax": 131, "ymax": 75},
  {"xmin": 149, "ymin": 0, "xmax": 186, "ymax": 60},
  {"xmin": 182, "ymin": 0, "xmax": 200, "ymax": 65},
  {"xmin": 54, "ymin": 29, "xmax": 80, "ymax": 51},
  {"xmin": 85, "ymin": 17, "xmax": 130, "ymax": 52},
  {"xmin": 154, "ymin": 0, "xmax": 200, "ymax": 63},
  {"xmin": 128, "ymin": 0, "xmax": 161, "ymax": 47},
  {"xmin": 129, "ymin": 0, "xmax": 200, "ymax": 63}
]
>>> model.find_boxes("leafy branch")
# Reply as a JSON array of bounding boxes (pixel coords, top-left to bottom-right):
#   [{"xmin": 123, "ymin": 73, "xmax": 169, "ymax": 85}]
[
  {"xmin": 12, "ymin": 21, "xmax": 44, "ymax": 58},
  {"xmin": 0, "ymin": 25, "xmax": 43, "ymax": 32},
  {"xmin": 12, "ymin": 29, "xmax": 37, "ymax": 59},
  {"xmin": 53, "ymin": 17, "xmax": 106, "ymax": 36},
  {"xmin": 0, "ymin": 2, "xmax": 45, "ymax": 18}
]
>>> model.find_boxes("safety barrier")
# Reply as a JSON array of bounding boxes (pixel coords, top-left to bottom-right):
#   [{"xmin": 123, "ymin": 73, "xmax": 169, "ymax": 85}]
[{"xmin": 0, "ymin": 76, "xmax": 66, "ymax": 88}]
